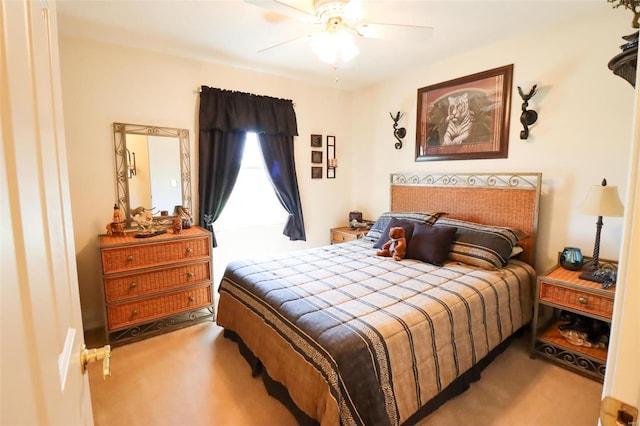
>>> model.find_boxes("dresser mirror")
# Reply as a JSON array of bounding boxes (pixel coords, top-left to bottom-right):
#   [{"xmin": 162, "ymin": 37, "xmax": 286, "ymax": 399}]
[{"xmin": 113, "ymin": 123, "xmax": 192, "ymax": 225}]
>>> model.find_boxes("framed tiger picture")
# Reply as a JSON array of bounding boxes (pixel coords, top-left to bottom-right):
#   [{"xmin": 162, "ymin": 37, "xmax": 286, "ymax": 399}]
[{"xmin": 415, "ymin": 64, "xmax": 513, "ymax": 161}]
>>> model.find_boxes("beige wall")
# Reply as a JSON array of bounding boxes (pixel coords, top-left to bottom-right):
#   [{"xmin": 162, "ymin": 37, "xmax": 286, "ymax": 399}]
[
  {"xmin": 349, "ymin": 9, "xmax": 634, "ymax": 273},
  {"xmin": 59, "ymin": 37, "xmax": 353, "ymax": 328}
]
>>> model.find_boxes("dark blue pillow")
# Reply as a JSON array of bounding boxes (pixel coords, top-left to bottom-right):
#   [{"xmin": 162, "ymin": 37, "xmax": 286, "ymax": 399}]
[
  {"xmin": 373, "ymin": 217, "xmax": 415, "ymax": 249},
  {"xmin": 437, "ymin": 218, "xmax": 527, "ymax": 269},
  {"xmin": 406, "ymin": 224, "xmax": 457, "ymax": 265},
  {"xmin": 365, "ymin": 211, "xmax": 445, "ymax": 242}
]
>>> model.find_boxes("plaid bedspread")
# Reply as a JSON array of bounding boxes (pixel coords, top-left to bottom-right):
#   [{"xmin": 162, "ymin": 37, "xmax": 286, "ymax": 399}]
[{"xmin": 217, "ymin": 240, "xmax": 535, "ymax": 426}]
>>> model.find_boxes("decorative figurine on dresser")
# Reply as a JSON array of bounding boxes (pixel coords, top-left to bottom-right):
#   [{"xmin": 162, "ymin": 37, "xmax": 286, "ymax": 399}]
[
  {"xmin": 98, "ymin": 216, "xmax": 214, "ymax": 346},
  {"xmin": 105, "ymin": 204, "xmax": 126, "ymax": 237}
]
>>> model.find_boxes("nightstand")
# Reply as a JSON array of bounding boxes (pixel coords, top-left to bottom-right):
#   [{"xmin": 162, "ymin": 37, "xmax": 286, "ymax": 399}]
[
  {"xmin": 330, "ymin": 226, "xmax": 369, "ymax": 244},
  {"xmin": 530, "ymin": 262, "xmax": 616, "ymax": 382}
]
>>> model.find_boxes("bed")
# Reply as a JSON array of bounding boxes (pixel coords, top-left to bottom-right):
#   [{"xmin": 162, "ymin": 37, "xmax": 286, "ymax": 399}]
[{"xmin": 217, "ymin": 172, "xmax": 542, "ymax": 426}]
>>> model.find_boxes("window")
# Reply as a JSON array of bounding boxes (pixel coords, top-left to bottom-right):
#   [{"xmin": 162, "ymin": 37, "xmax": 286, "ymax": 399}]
[{"xmin": 214, "ymin": 132, "xmax": 287, "ymax": 231}]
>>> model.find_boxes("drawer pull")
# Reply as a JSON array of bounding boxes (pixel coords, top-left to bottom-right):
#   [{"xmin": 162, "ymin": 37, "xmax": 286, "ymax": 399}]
[
  {"xmin": 188, "ymin": 296, "xmax": 195, "ymax": 303},
  {"xmin": 127, "ymin": 255, "xmax": 134, "ymax": 262},
  {"xmin": 186, "ymin": 247, "xmax": 193, "ymax": 254},
  {"xmin": 129, "ymin": 282, "xmax": 137, "ymax": 289},
  {"xmin": 131, "ymin": 310, "xmax": 138, "ymax": 317},
  {"xmin": 578, "ymin": 296, "xmax": 588, "ymax": 305},
  {"xmin": 187, "ymin": 272, "xmax": 194, "ymax": 278}
]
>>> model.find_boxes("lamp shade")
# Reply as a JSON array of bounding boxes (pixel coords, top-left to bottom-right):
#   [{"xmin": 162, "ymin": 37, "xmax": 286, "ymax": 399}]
[{"xmin": 578, "ymin": 182, "xmax": 624, "ymax": 217}]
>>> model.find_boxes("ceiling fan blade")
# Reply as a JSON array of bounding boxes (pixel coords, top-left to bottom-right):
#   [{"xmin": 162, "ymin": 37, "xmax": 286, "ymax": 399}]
[
  {"xmin": 257, "ymin": 34, "xmax": 313, "ymax": 54},
  {"xmin": 356, "ymin": 22, "xmax": 433, "ymax": 42},
  {"xmin": 244, "ymin": 0, "xmax": 318, "ymax": 23}
]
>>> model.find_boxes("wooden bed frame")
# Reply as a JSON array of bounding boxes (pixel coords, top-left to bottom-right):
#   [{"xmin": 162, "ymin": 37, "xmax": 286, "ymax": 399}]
[{"xmin": 220, "ymin": 171, "xmax": 542, "ymax": 426}]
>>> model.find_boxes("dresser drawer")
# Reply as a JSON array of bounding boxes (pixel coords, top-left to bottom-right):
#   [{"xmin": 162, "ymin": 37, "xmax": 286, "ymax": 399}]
[
  {"xmin": 539, "ymin": 280, "xmax": 614, "ymax": 318},
  {"xmin": 107, "ymin": 284, "xmax": 213, "ymax": 330},
  {"xmin": 104, "ymin": 260, "xmax": 211, "ymax": 302},
  {"xmin": 101, "ymin": 236, "xmax": 210, "ymax": 274}
]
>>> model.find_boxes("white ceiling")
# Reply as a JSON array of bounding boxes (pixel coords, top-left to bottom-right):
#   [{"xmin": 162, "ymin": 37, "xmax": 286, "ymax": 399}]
[{"xmin": 56, "ymin": 0, "xmax": 614, "ymax": 91}]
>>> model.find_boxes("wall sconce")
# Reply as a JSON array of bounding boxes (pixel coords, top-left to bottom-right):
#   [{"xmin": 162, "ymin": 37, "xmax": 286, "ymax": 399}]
[
  {"xmin": 389, "ymin": 111, "xmax": 406, "ymax": 149},
  {"xmin": 126, "ymin": 149, "xmax": 137, "ymax": 178},
  {"xmin": 326, "ymin": 135, "xmax": 336, "ymax": 179},
  {"xmin": 517, "ymin": 84, "xmax": 538, "ymax": 139}
]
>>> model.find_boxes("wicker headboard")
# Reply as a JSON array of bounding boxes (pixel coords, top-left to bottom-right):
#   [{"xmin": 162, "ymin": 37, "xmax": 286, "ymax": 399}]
[{"xmin": 390, "ymin": 172, "xmax": 542, "ymax": 266}]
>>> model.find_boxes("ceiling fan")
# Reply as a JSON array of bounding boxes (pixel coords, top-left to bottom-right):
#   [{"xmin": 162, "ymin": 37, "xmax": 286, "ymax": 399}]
[{"xmin": 245, "ymin": 0, "xmax": 433, "ymax": 65}]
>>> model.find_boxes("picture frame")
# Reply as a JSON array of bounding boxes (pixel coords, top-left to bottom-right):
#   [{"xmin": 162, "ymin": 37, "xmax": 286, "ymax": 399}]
[
  {"xmin": 415, "ymin": 64, "xmax": 513, "ymax": 161},
  {"xmin": 311, "ymin": 150, "xmax": 323, "ymax": 164},
  {"xmin": 326, "ymin": 135, "xmax": 336, "ymax": 179},
  {"xmin": 311, "ymin": 166, "xmax": 323, "ymax": 179},
  {"xmin": 310, "ymin": 134, "xmax": 322, "ymax": 148}
]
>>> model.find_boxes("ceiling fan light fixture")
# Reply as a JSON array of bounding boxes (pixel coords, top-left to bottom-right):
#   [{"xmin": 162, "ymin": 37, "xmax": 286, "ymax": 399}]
[{"xmin": 311, "ymin": 28, "xmax": 359, "ymax": 65}]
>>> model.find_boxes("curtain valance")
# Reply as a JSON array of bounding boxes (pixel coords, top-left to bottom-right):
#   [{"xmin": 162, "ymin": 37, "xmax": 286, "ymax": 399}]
[{"xmin": 199, "ymin": 86, "xmax": 298, "ymax": 136}]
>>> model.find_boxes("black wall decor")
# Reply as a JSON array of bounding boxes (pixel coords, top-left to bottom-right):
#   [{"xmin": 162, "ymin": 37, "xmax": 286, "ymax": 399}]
[{"xmin": 389, "ymin": 111, "xmax": 406, "ymax": 149}]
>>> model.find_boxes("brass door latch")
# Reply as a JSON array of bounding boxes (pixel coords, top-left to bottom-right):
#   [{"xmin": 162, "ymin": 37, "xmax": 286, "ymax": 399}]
[
  {"xmin": 80, "ymin": 344, "xmax": 111, "ymax": 379},
  {"xmin": 601, "ymin": 396, "xmax": 638, "ymax": 426}
]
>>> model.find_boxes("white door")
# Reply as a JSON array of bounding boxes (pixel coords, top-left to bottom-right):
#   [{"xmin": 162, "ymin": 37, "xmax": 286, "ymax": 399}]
[
  {"xmin": 600, "ymin": 71, "xmax": 640, "ymax": 422},
  {"xmin": 1, "ymin": 1, "xmax": 94, "ymax": 424}
]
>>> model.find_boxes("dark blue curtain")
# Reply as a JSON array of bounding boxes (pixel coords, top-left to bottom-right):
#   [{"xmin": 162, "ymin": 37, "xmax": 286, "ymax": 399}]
[
  {"xmin": 198, "ymin": 86, "xmax": 305, "ymax": 246},
  {"xmin": 258, "ymin": 133, "xmax": 306, "ymax": 242},
  {"xmin": 198, "ymin": 129, "xmax": 246, "ymax": 247}
]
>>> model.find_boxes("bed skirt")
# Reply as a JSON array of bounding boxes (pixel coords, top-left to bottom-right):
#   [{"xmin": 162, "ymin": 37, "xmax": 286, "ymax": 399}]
[{"xmin": 223, "ymin": 327, "xmax": 522, "ymax": 426}]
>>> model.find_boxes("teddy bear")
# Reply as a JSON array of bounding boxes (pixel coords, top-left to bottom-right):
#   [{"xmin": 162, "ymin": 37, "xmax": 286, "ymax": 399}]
[{"xmin": 376, "ymin": 226, "xmax": 407, "ymax": 261}]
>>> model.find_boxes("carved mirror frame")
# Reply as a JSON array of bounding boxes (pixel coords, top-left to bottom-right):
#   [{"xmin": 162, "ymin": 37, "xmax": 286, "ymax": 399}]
[{"xmin": 113, "ymin": 122, "xmax": 192, "ymax": 225}]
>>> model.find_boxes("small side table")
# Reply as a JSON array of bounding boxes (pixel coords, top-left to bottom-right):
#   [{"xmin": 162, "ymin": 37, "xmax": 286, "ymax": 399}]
[
  {"xmin": 530, "ymin": 262, "xmax": 616, "ymax": 381},
  {"xmin": 330, "ymin": 226, "xmax": 369, "ymax": 244}
]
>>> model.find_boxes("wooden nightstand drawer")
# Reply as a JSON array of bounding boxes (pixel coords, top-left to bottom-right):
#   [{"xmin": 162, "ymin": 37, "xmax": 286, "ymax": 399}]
[
  {"xmin": 331, "ymin": 229, "xmax": 356, "ymax": 243},
  {"xmin": 330, "ymin": 226, "xmax": 369, "ymax": 244},
  {"xmin": 539, "ymin": 281, "xmax": 614, "ymax": 318},
  {"xmin": 107, "ymin": 284, "xmax": 213, "ymax": 330}
]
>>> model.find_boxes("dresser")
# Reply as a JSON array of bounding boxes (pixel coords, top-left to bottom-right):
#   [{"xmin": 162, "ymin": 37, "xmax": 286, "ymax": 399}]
[
  {"xmin": 530, "ymin": 262, "xmax": 616, "ymax": 381},
  {"xmin": 98, "ymin": 226, "xmax": 214, "ymax": 346}
]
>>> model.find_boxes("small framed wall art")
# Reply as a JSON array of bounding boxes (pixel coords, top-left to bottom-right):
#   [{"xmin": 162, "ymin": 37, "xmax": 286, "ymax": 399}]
[
  {"xmin": 326, "ymin": 135, "xmax": 336, "ymax": 179},
  {"xmin": 311, "ymin": 166, "xmax": 323, "ymax": 179},
  {"xmin": 311, "ymin": 151, "xmax": 323, "ymax": 164},
  {"xmin": 311, "ymin": 134, "xmax": 322, "ymax": 148}
]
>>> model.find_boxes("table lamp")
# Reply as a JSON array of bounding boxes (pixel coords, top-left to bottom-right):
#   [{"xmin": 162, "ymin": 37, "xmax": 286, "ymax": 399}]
[{"xmin": 578, "ymin": 178, "xmax": 624, "ymax": 283}]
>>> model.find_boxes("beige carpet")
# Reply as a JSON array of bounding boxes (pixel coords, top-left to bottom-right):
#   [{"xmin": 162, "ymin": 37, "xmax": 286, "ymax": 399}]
[{"xmin": 86, "ymin": 322, "xmax": 602, "ymax": 426}]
